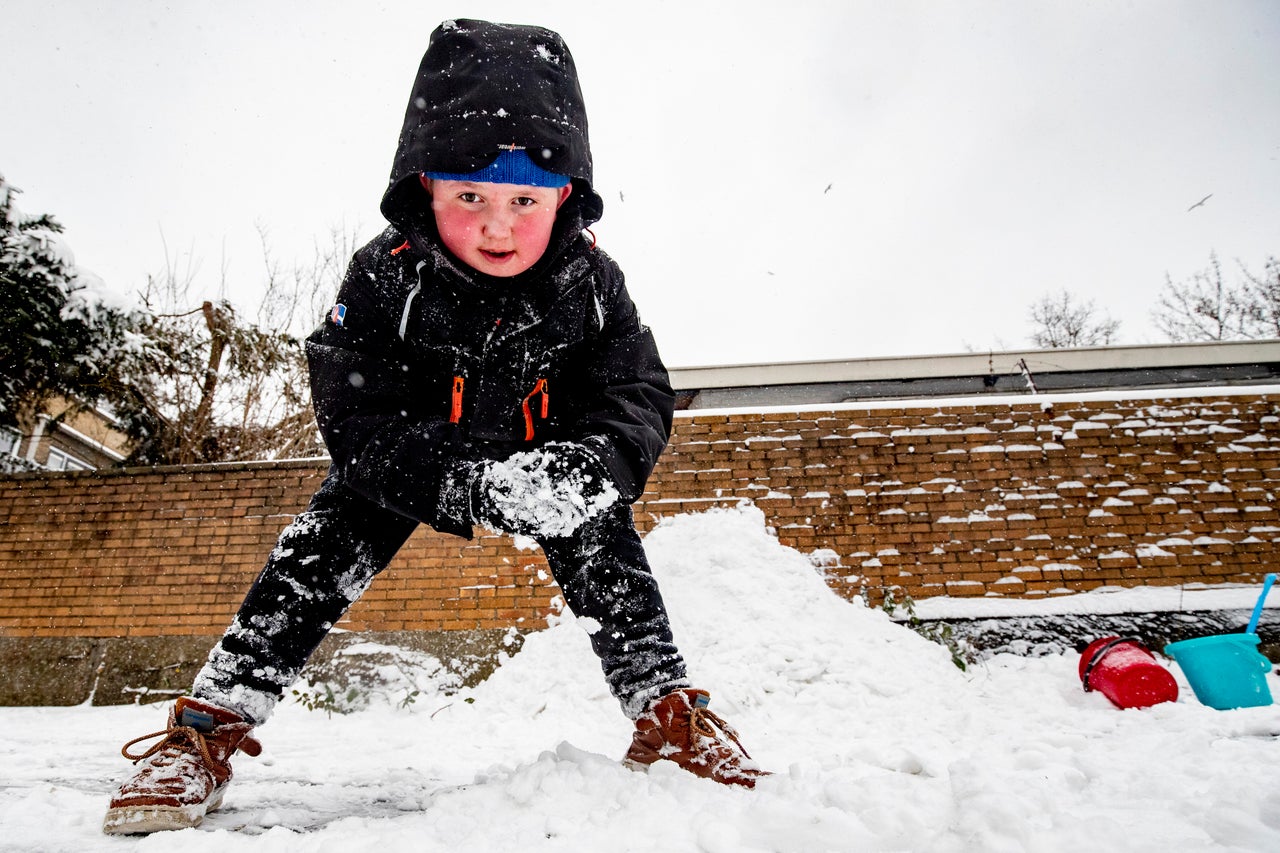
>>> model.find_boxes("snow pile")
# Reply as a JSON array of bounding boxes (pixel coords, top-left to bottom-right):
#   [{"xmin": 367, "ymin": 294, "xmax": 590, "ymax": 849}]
[{"xmin": 2, "ymin": 505, "xmax": 1280, "ymax": 851}]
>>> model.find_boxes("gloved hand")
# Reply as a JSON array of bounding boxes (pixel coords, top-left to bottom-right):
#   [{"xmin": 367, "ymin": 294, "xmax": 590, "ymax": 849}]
[{"xmin": 471, "ymin": 441, "xmax": 618, "ymax": 539}]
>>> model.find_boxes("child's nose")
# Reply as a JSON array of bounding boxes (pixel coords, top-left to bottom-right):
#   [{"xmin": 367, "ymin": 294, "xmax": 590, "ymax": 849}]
[{"xmin": 481, "ymin": 208, "xmax": 516, "ymax": 237}]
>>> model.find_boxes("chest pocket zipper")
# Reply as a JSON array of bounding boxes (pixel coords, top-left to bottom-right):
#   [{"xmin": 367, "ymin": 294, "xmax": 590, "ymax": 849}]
[
  {"xmin": 449, "ymin": 375, "xmax": 547, "ymax": 441},
  {"xmin": 449, "ymin": 376, "xmax": 465, "ymax": 423},
  {"xmin": 521, "ymin": 379, "xmax": 549, "ymax": 441}
]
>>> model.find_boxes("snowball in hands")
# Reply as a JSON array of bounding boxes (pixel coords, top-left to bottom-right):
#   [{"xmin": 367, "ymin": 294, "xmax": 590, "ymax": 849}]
[{"xmin": 476, "ymin": 443, "xmax": 618, "ymax": 538}]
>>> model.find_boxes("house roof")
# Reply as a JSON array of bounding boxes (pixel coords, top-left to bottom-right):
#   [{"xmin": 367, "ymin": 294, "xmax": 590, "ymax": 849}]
[{"xmin": 669, "ymin": 339, "xmax": 1280, "ymax": 409}]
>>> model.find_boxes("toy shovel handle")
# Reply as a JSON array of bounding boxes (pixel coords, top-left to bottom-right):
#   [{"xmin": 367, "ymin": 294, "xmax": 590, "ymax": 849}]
[{"xmin": 1246, "ymin": 573, "xmax": 1277, "ymax": 635}]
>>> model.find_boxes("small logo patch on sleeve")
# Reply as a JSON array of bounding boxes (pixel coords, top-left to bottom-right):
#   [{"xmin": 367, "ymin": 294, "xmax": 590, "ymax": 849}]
[{"xmin": 330, "ymin": 304, "xmax": 347, "ymax": 327}]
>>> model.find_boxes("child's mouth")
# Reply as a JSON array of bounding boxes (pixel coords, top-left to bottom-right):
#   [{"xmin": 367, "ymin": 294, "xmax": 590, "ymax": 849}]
[{"xmin": 480, "ymin": 249, "xmax": 514, "ymax": 262}]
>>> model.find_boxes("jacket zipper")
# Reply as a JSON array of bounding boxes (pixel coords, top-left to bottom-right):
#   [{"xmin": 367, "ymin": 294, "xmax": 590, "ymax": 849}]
[
  {"xmin": 521, "ymin": 378, "xmax": 549, "ymax": 441},
  {"xmin": 449, "ymin": 376, "xmax": 465, "ymax": 424}
]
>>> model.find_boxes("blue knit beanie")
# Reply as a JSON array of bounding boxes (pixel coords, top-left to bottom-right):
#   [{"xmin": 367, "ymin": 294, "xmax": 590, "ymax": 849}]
[{"xmin": 423, "ymin": 148, "xmax": 570, "ymax": 188}]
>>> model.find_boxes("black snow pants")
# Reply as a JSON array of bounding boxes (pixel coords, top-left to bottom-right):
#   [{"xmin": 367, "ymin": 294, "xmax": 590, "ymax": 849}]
[{"xmin": 192, "ymin": 469, "xmax": 689, "ymax": 722}]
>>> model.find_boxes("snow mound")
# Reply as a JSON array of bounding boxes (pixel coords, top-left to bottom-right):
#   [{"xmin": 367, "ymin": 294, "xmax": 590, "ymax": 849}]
[{"xmin": 457, "ymin": 504, "xmax": 964, "ymax": 755}]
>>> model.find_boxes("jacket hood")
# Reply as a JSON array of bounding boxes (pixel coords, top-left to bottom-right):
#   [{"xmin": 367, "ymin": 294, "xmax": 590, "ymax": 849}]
[{"xmin": 381, "ymin": 19, "xmax": 604, "ymax": 229}]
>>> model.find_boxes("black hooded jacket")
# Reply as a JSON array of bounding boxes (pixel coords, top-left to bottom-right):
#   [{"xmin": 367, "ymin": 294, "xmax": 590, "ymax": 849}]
[
  {"xmin": 305, "ymin": 19, "xmax": 674, "ymax": 539},
  {"xmin": 381, "ymin": 18, "xmax": 604, "ymax": 229}
]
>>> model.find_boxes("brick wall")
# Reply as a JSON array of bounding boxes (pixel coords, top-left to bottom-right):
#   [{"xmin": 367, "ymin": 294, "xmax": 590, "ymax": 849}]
[{"xmin": 2, "ymin": 388, "xmax": 1278, "ymax": 641}]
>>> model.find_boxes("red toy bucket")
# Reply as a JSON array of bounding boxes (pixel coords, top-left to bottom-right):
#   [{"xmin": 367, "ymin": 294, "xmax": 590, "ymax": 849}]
[{"xmin": 1079, "ymin": 636, "xmax": 1179, "ymax": 709}]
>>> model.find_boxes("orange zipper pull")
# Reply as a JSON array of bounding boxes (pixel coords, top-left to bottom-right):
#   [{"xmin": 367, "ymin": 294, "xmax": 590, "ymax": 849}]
[
  {"xmin": 521, "ymin": 378, "xmax": 548, "ymax": 441},
  {"xmin": 450, "ymin": 376, "xmax": 465, "ymax": 423}
]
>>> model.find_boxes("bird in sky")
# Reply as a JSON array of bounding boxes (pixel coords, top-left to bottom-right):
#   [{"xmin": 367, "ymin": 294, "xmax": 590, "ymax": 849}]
[{"xmin": 1187, "ymin": 193, "xmax": 1213, "ymax": 211}]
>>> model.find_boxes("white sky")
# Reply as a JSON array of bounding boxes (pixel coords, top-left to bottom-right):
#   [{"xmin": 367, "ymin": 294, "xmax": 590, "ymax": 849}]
[{"xmin": 3, "ymin": 0, "xmax": 1278, "ymax": 368}]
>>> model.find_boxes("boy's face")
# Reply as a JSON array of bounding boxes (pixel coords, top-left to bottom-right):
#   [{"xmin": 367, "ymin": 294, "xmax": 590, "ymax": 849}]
[{"xmin": 424, "ymin": 178, "xmax": 573, "ymax": 277}]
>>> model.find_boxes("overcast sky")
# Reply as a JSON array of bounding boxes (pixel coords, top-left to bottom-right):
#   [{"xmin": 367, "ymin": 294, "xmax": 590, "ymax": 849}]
[{"xmin": 3, "ymin": 1, "xmax": 1278, "ymax": 368}]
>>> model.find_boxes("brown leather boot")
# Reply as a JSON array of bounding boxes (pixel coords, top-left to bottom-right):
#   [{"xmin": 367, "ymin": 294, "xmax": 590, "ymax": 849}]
[
  {"xmin": 103, "ymin": 697, "xmax": 262, "ymax": 835},
  {"xmin": 625, "ymin": 689, "xmax": 769, "ymax": 788}
]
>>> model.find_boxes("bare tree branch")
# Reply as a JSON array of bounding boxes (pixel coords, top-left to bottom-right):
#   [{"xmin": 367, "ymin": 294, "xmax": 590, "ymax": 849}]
[
  {"xmin": 1027, "ymin": 290, "xmax": 1120, "ymax": 348},
  {"xmin": 1151, "ymin": 252, "xmax": 1278, "ymax": 342}
]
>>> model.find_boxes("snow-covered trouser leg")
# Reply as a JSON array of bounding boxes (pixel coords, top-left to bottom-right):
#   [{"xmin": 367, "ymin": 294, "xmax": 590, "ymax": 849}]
[
  {"xmin": 538, "ymin": 504, "xmax": 690, "ymax": 719},
  {"xmin": 192, "ymin": 471, "xmax": 417, "ymax": 724}
]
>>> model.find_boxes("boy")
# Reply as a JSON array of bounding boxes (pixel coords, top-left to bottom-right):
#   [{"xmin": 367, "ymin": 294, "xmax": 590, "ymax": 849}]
[{"xmin": 104, "ymin": 18, "xmax": 766, "ymax": 835}]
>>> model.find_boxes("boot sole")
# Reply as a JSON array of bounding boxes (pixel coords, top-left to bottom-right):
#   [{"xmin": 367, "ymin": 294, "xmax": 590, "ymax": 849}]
[
  {"xmin": 622, "ymin": 755, "xmax": 766, "ymax": 788},
  {"xmin": 102, "ymin": 785, "xmax": 226, "ymax": 835},
  {"xmin": 622, "ymin": 756, "xmax": 660, "ymax": 773}
]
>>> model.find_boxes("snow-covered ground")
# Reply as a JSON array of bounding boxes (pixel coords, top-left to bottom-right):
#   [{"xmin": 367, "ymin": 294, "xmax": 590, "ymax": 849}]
[{"xmin": 3, "ymin": 505, "xmax": 1279, "ymax": 852}]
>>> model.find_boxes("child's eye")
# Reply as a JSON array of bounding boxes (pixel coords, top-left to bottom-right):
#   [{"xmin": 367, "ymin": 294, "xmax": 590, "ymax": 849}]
[
  {"xmin": 458, "ymin": 192, "xmax": 483, "ymax": 203},
  {"xmin": 512, "ymin": 196, "xmax": 538, "ymax": 207}
]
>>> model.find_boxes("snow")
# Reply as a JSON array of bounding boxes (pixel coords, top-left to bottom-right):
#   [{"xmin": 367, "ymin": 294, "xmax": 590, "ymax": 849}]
[
  {"xmin": 912, "ymin": 580, "xmax": 1280, "ymax": 622},
  {"xmin": 480, "ymin": 444, "xmax": 621, "ymax": 539},
  {"xmin": 3, "ymin": 505, "xmax": 1280, "ymax": 851}
]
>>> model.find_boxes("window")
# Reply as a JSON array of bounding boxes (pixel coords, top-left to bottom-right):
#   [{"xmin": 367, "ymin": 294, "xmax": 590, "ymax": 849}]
[
  {"xmin": 0, "ymin": 426, "xmax": 19, "ymax": 457},
  {"xmin": 45, "ymin": 447, "xmax": 92, "ymax": 472}
]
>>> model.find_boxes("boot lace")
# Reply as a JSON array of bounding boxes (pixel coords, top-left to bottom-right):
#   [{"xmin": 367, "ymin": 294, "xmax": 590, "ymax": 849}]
[
  {"xmin": 689, "ymin": 705, "xmax": 754, "ymax": 759},
  {"xmin": 121, "ymin": 723, "xmax": 259, "ymax": 765}
]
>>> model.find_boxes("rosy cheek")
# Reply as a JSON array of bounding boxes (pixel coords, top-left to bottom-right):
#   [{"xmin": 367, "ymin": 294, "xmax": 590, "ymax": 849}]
[
  {"xmin": 514, "ymin": 214, "xmax": 555, "ymax": 250},
  {"xmin": 434, "ymin": 209, "xmax": 475, "ymax": 250}
]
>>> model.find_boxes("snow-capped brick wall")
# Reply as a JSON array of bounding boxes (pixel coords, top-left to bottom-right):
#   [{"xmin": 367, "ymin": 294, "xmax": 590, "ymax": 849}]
[
  {"xmin": 659, "ymin": 392, "xmax": 1279, "ymax": 606},
  {"xmin": 0, "ymin": 389, "xmax": 1277, "ymax": 641}
]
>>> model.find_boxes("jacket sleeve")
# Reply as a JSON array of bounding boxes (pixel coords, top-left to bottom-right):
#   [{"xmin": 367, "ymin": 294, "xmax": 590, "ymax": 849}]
[
  {"xmin": 571, "ymin": 255, "xmax": 675, "ymax": 503},
  {"xmin": 305, "ymin": 247, "xmax": 477, "ymax": 538}
]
